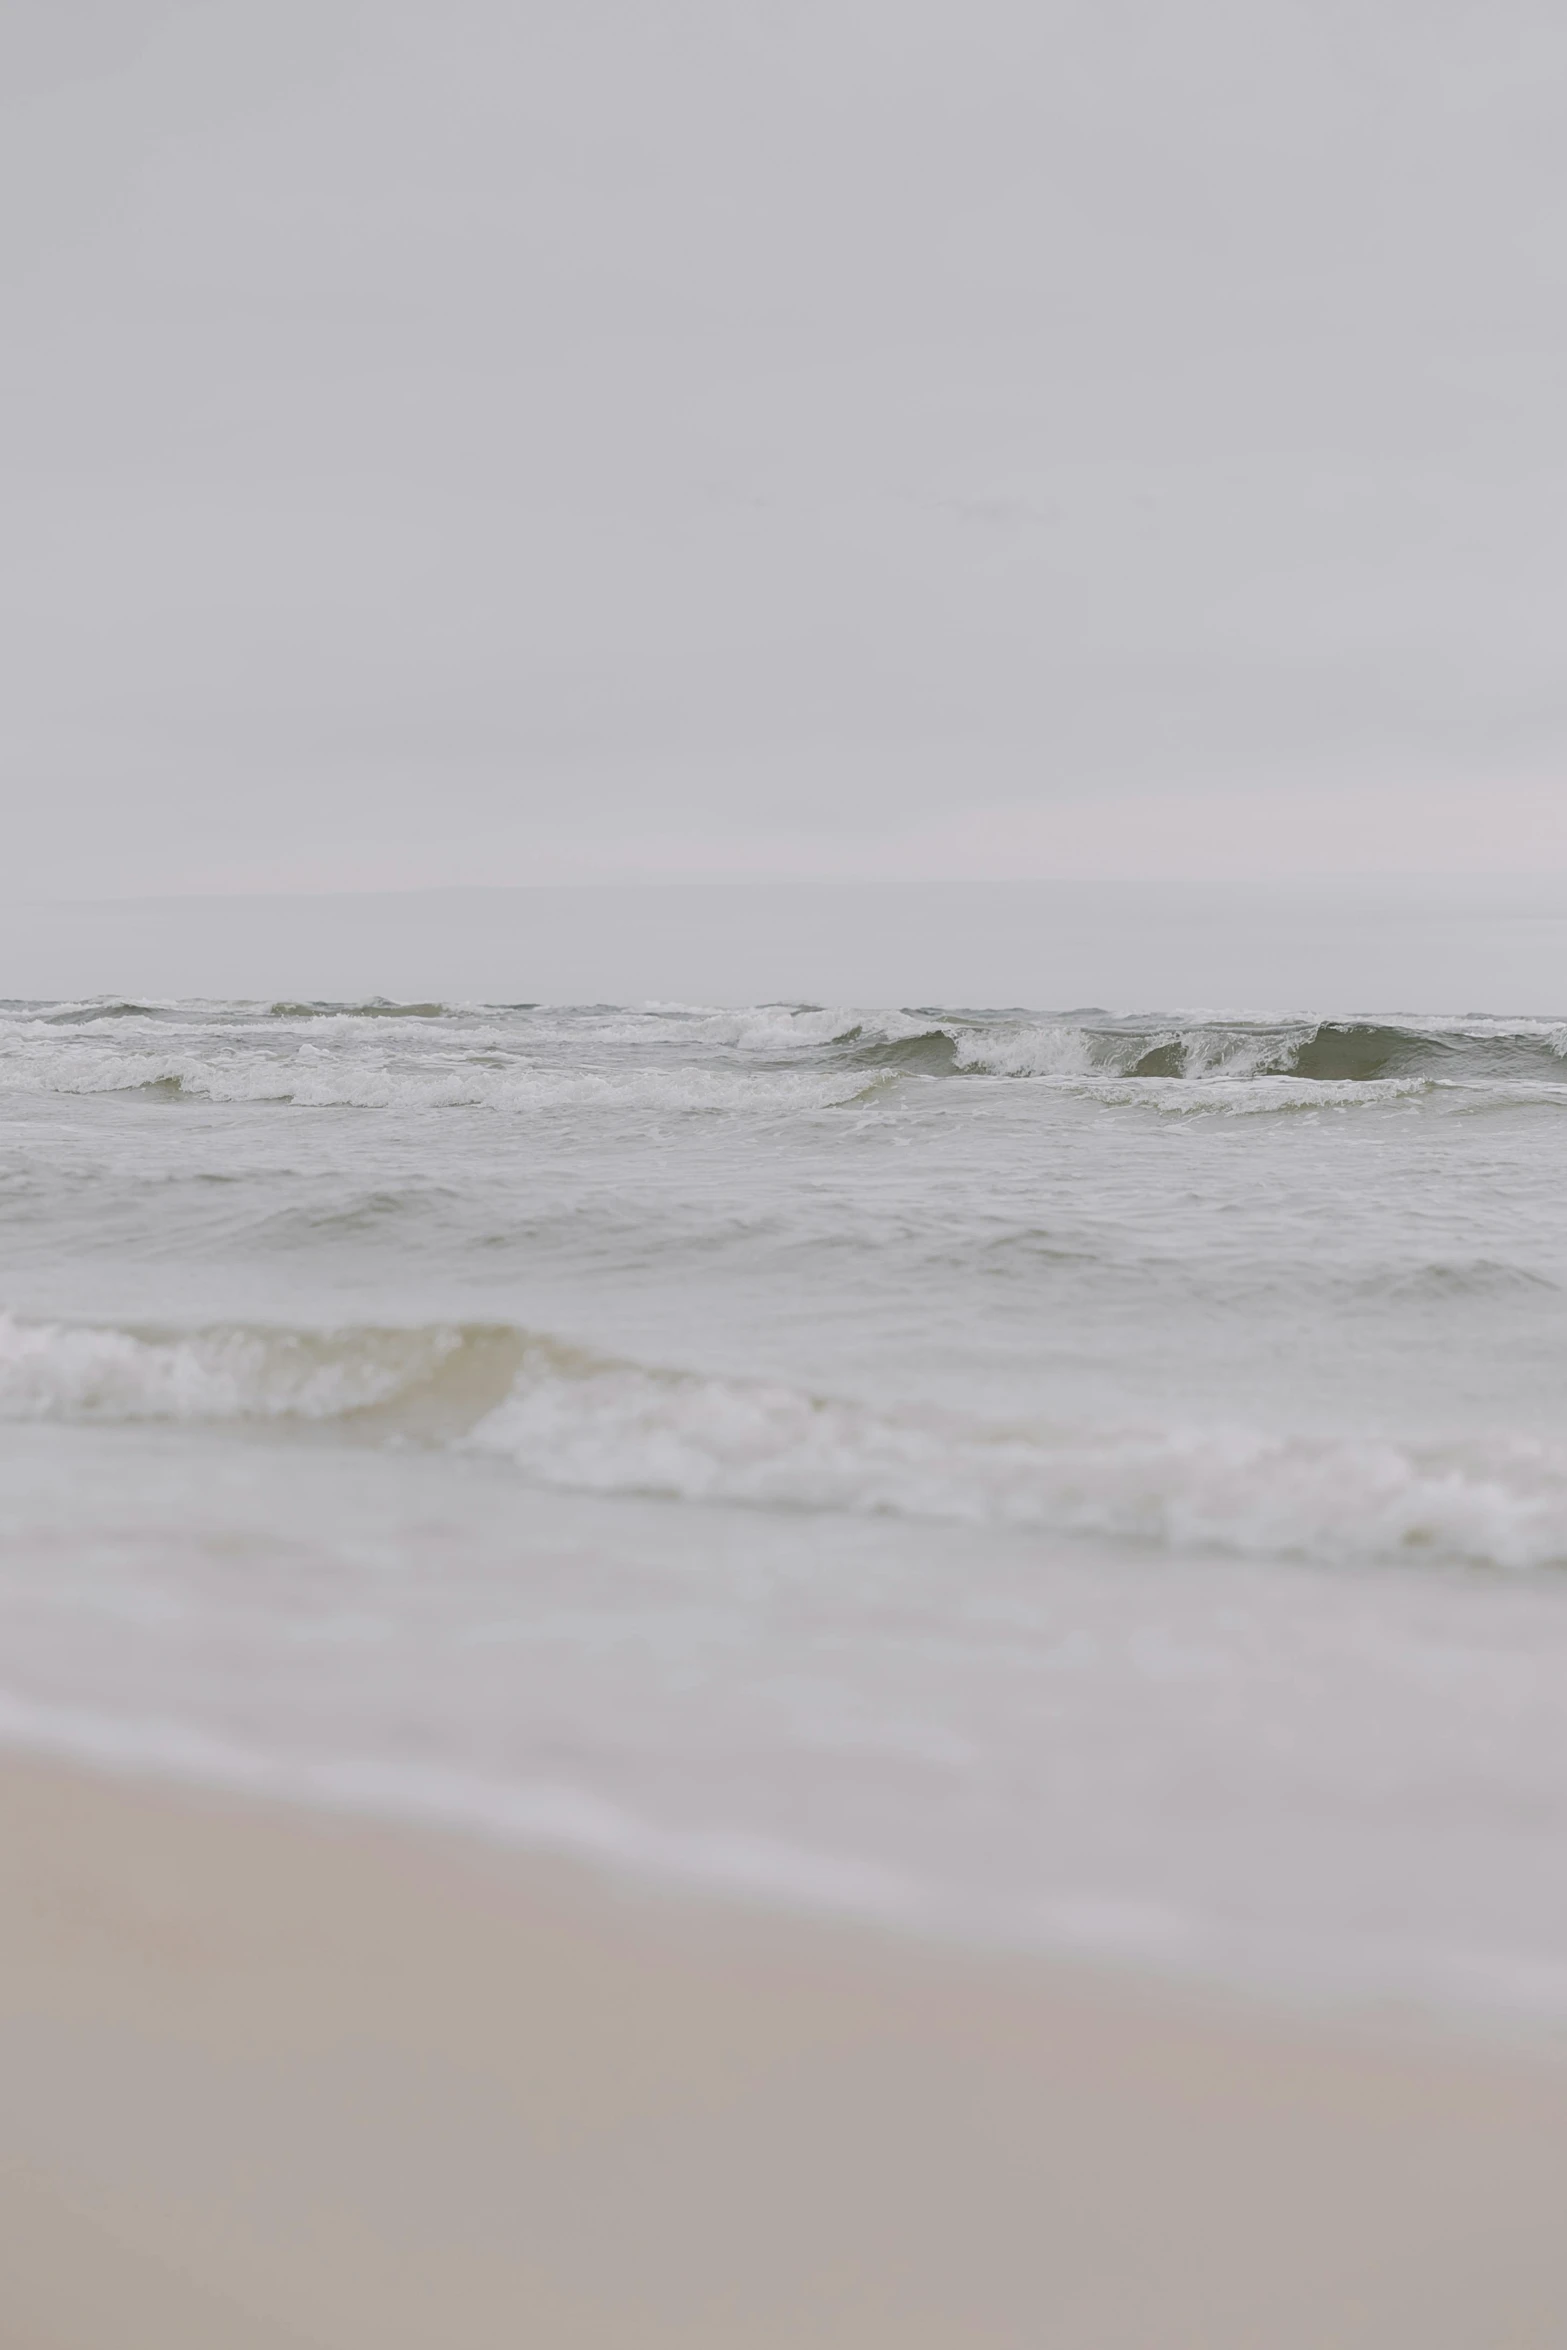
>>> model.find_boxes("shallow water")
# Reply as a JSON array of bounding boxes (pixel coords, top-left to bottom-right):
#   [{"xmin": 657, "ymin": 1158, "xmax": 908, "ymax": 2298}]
[{"xmin": 5, "ymin": 996, "xmax": 1567, "ymax": 2016}]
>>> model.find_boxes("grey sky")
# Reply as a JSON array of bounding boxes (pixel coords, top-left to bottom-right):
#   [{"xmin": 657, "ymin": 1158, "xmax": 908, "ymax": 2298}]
[{"xmin": 5, "ymin": 1, "xmax": 1566, "ymax": 897}]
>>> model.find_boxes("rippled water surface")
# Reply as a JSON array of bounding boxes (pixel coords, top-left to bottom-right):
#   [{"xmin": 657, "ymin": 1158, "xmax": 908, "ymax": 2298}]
[{"xmin": 5, "ymin": 996, "xmax": 1567, "ymax": 2017}]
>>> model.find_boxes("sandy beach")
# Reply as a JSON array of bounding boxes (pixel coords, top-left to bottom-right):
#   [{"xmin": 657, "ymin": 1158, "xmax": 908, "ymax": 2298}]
[{"xmin": 0, "ymin": 1757, "xmax": 1565, "ymax": 2348}]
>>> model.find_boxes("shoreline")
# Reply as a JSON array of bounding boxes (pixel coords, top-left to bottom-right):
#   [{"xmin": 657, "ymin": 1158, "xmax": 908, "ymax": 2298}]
[
  {"xmin": 6, "ymin": 1753, "xmax": 1567, "ymax": 2345},
  {"xmin": 6, "ymin": 1684, "xmax": 1567, "ymax": 2050}
]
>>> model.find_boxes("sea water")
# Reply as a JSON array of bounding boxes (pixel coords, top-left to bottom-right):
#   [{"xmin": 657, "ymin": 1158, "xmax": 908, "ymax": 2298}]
[{"xmin": 5, "ymin": 995, "xmax": 1567, "ymax": 2019}]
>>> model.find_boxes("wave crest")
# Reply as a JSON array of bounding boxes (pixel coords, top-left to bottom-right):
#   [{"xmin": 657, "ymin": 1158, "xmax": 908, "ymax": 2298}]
[
  {"xmin": 5, "ymin": 1311, "xmax": 1565, "ymax": 1573},
  {"xmin": 0, "ymin": 1314, "xmax": 525, "ymax": 1435},
  {"xmin": 3, "ymin": 1002, "xmax": 1566, "ymax": 1115}
]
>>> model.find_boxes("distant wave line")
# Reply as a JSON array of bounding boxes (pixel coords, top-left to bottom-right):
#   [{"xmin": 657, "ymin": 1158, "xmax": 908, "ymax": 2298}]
[{"xmin": 2, "ymin": 1002, "xmax": 1566, "ymax": 1111}]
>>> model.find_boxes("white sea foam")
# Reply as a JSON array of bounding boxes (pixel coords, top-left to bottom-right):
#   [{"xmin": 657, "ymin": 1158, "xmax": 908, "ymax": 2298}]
[
  {"xmin": 0, "ymin": 1042, "xmax": 868, "ymax": 1113},
  {"xmin": 0, "ymin": 1311, "xmax": 465, "ymax": 1420},
  {"xmin": 1058, "ymin": 1072, "xmax": 1437, "ymax": 1114},
  {"xmin": 466, "ymin": 1350, "xmax": 1567, "ymax": 1570},
  {"xmin": 3, "ymin": 1311, "xmax": 1562, "ymax": 1572}
]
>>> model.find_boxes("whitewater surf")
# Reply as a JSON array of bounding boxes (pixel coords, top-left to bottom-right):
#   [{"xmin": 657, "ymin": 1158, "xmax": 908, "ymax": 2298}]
[{"xmin": 4, "ymin": 993, "xmax": 1567, "ymax": 2018}]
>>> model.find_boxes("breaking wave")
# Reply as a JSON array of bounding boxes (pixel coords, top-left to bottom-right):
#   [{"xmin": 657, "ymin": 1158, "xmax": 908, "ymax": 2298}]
[
  {"xmin": 0, "ymin": 1314, "xmax": 526, "ymax": 1436},
  {"xmin": 4, "ymin": 1310, "xmax": 1565, "ymax": 1573},
  {"xmin": 938, "ymin": 1015, "xmax": 1567, "ymax": 1088},
  {"xmin": 1, "ymin": 999, "xmax": 1565, "ymax": 1116},
  {"xmin": 0, "ymin": 1045, "xmax": 868, "ymax": 1114}
]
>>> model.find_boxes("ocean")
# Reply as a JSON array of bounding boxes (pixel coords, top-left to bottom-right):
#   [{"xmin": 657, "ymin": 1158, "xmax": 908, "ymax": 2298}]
[{"xmin": 5, "ymin": 992, "xmax": 1567, "ymax": 2021}]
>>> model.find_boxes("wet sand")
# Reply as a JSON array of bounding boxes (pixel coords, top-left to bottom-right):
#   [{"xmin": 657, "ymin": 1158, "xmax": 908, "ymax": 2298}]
[{"xmin": 4, "ymin": 1754, "xmax": 1567, "ymax": 2348}]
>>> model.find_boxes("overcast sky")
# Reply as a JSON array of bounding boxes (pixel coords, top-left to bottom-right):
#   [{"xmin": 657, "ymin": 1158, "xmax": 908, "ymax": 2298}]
[{"xmin": 5, "ymin": 0, "xmax": 1566, "ymax": 899}]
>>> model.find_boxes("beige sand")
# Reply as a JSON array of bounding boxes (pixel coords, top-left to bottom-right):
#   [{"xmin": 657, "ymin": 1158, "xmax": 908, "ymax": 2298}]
[{"xmin": 3, "ymin": 1757, "xmax": 1567, "ymax": 2348}]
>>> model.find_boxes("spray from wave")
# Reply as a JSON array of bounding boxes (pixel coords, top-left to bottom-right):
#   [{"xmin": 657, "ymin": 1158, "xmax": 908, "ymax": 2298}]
[{"xmin": 3, "ymin": 1310, "xmax": 1563, "ymax": 1573}]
